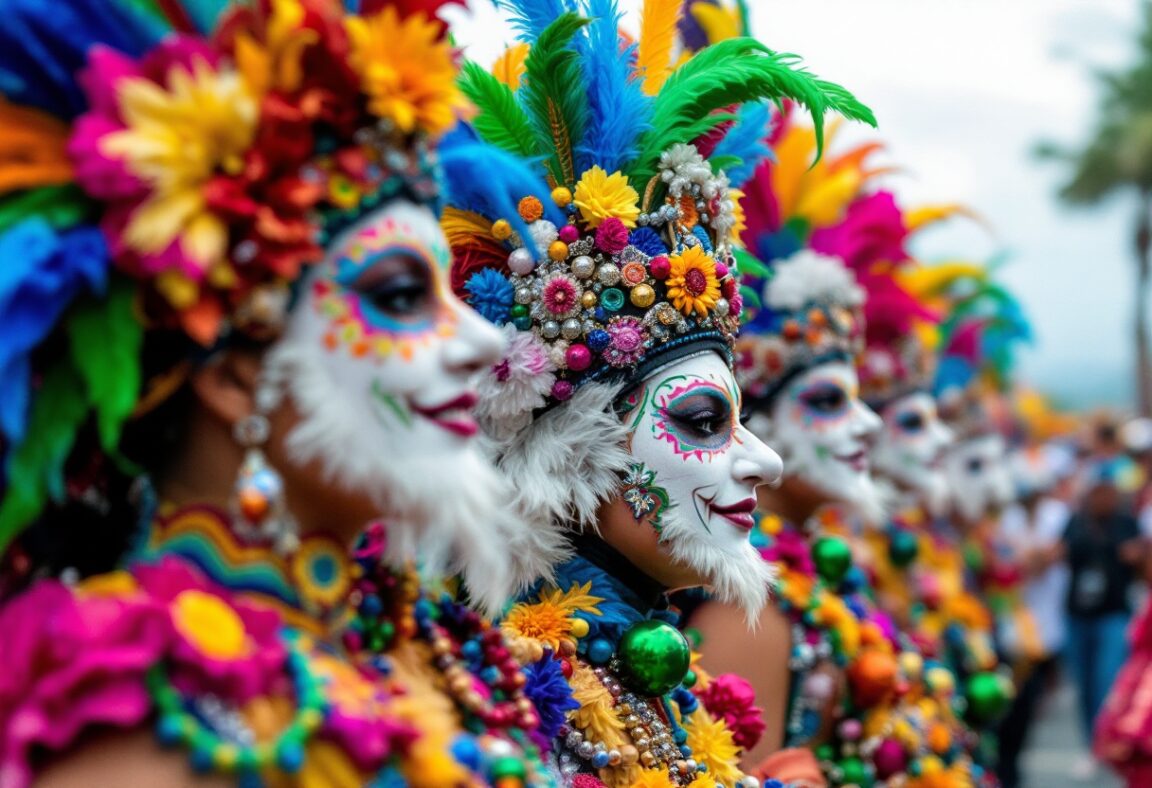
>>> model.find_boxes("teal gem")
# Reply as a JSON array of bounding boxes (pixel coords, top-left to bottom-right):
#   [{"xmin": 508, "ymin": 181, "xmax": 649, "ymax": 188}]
[
  {"xmin": 888, "ymin": 530, "xmax": 919, "ymax": 568},
  {"xmin": 617, "ymin": 619, "xmax": 691, "ymax": 697},
  {"xmin": 600, "ymin": 287, "xmax": 625, "ymax": 311}
]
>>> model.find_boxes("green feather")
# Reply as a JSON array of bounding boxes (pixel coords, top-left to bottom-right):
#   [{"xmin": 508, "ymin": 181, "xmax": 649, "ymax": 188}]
[
  {"xmin": 739, "ymin": 283, "xmax": 762, "ymax": 311},
  {"xmin": 0, "ymin": 185, "xmax": 91, "ymax": 233},
  {"xmin": 66, "ymin": 279, "xmax": 143, "ymax": 454},
  {"xmin": 0, "ymin": 359, "xmax": 89, "ymax": 553},
  {"xmin": 519, "ymin": 13, "xmax": 591, "ymax": 185},
  {"xmin": 627, "ymin": 38, "xmax": 877, "ymax": 187},
  {"xmin": 733, "ymin": 246, "xmax": 771, "ymax": 279},
  {"xmin": 708, "ymin": 154, "xmax": 742, "ymax": 175},
  {"xmin": 458, "ymin": 61, "xmax": 540, "ymax": 162}
]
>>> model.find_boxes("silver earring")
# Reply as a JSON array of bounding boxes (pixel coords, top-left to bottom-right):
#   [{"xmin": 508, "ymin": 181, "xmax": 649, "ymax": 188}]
[{"xmin": 231, "ymin": 407, "xmax": 299, "ymax": 554}]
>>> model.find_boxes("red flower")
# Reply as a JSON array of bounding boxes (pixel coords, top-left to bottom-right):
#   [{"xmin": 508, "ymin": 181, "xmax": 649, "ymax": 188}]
[{"xmin": 697, "ymin": 673, "xmax": 767, "ymax": 751}]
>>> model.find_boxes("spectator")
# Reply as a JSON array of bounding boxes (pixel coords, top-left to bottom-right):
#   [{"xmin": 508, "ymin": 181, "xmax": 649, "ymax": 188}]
[
  {"xmin": 1063, "ymin": 460, "xmax": 1145, "ymax": 778},
  {"xmin": 996, "ymin": 446, "xmax": 1071, "ymax": 788}
]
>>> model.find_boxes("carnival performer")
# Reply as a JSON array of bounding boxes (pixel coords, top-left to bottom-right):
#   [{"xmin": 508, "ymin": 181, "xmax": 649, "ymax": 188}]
[
  {"xmin": 0, "ymin": 0, "xmax": 568, "ymax": 785},
  {"xmin": 680, "ymin": 109, "xmax": 1000, "ymax": 786},
  {"xmin": 439, "ymin": 1, "xmax": 874, "ymax": 785}
]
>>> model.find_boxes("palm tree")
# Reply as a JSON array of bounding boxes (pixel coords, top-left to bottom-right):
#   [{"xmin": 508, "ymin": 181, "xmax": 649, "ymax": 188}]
[{"xmin": 1037, "ymin": 0, "xmax": 1152, "ymax": 416}]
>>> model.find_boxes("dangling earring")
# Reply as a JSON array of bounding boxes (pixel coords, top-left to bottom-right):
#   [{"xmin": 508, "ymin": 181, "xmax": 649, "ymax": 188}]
[{"xmin": 231, "ymin": 394, "xmax": 299, "ymax": 554}]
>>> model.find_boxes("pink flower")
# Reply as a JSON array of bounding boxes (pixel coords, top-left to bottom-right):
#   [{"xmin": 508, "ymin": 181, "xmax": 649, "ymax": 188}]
[
  {"xmin": 697, "ymin": 674, "xmax": 767, "ymax": 751},
  {"xmin": 760, "ymin": 526, "xmax": 815, "ymax": 576},
  {"xmin": 595, "ymin": 217, "xmax": 629, "ymax": 254},
  {"xmin": 0, "ymin": 580, "xmax": 173, "ymax": 787},
  {"xmin": 603, "ymin": 317, "xmax": 647, "ymax": 368},
  {"xmin": 541, "ymin": 273, "xmax": 581, "ymax": 317},
  {"xmin": 810, "ymin": 191, "xmax": 909, "ymax": 274}
]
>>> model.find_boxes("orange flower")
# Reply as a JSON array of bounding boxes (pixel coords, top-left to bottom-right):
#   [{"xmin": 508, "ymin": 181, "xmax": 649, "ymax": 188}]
[{"xmin": 666, "ymin": 246, "xmax": 721, "ymax": 317}]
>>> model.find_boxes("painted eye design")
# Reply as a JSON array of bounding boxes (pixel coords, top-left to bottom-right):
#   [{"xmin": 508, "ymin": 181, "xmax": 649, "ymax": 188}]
[
  {"xmin": 896, "ymin": 411, "xmax": 925, "ymax": 432},
  {"xmin": 351, "ymin": 254, "xmax": 434, "ymax": 322},
  {"xmin": 799, "ymin": 384, "xmax": 847, "ymax": 414},
  {"xmin": 665, "ymin": 392, "xmax": 733, "ymax": 443}
]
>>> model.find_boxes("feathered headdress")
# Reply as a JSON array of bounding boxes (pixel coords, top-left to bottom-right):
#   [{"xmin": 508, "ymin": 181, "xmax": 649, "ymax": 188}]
[
  {"xmin": 447, "ymin": 0, "xmax": 875, "ymax": 427},
  {"xmin": 0, "ymin": 0, "xmax": 492, "ymax": 550},
  {"xmin": 437, "ymin": 0, "xmax": 875, "ymax": 580}
]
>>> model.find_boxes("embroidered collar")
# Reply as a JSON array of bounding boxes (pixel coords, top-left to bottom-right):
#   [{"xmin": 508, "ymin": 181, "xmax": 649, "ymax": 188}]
[{"xmin": 135, "ymin": 503, "xmax": 353, "ymax": 634}]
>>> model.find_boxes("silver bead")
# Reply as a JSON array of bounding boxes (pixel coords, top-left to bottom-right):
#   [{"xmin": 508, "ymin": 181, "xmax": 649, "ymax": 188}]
[
  {"xmin": 508, "ymin": 247, "xmax": 535, "ymax": 275},
  {"xmin": 715, "ymin": 298, "xmax": 730, "ymax": 317},
  {"xmin": 542, "ymin": 320, "xmax": 561, "ymax": 339},
  {"xmin": 597, "ymin": 264, "xmax": 621, "ymax": 286},
  {"xmin": 515, "ymin": 287, "xmax": 533, "ymax": 304},
  {"xmin": 571, "ymin": 255, "xmax": 595, "ymax": 279},
  {"xmin": 561, "ymin": 318, "xmax": 582, "ymax": 340},
  {"xmin": 577, "ymin": 741, "xmax": 596, "ymax": 759}
]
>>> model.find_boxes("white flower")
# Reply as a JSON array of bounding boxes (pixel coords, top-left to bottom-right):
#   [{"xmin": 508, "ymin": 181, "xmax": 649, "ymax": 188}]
[
  {"xmin": 477, "ymin": 325, "xmax": 557, "ymax": 433},
  {"xmin": 527, "ymin": 220, "xmax": 559, "ymax": 257},
  {"xmin": 764, "ymin": 250, "xmax": 865, "ymax": 312}
]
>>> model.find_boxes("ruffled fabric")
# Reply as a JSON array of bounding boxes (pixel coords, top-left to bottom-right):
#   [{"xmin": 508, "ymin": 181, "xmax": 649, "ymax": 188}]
[{"xmin": 0, "ymin": 577, "xmax": 170, "ymax": 786}]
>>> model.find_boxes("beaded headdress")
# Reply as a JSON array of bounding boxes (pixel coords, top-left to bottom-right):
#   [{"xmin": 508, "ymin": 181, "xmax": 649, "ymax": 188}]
[
  {"xmin": 438, "ymin": 0, "xmax": 874, "ymax": 581},
  {"xmin": 0, "ymin": 0, "xmax": 524, "ymax": 550}
]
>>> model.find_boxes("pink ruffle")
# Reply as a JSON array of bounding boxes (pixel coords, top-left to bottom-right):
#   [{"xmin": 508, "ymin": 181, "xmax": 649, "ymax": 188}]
[
  {"xmin": 697, "ymin": 673, "xmax": 767, "ymax": 751},
  {"xmin": 0, "ymin": 580, "xmax": 172, "ymax": 787}
]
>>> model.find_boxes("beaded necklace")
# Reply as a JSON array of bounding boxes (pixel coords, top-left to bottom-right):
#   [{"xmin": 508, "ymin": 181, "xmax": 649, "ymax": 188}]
[{"xmin": 139, "ymin": 508, "xmax": 550, "ymax": 786}]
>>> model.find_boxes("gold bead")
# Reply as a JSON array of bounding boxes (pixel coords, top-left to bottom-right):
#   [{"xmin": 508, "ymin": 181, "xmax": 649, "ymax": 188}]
[
  {"xmin": 492, "ymin": 219, "xmax": 513, "ymax": 241},
  {"xmin": 581, "ymin": 291, "xmax": 598, "ymax": 308},
  {"xmin": 552, "ymin": 186, "xmax": 573, "ymax": 207},
  {"xmin": 548, "ymin": 240, "xmax": 569, "ymax": 261},
  {"xmin": 619, "ymin": 746, "xmax": 639, "ymax": 765},
  {"xmin": 630, "ymin": 283, "xmax": 656, "ymax": 308}
]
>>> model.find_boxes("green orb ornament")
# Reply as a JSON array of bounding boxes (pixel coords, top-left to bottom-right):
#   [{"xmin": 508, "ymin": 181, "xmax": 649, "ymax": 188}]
[
  {"xmin": 964, "ymin": 671, "xmax": 1013, "ymax": 724},
  {"xmin": 888, "ymin": 530, "xmax": 919, "ymax": 568},
  {"xmin": 813, "ymin": 536, "xmax": 853, "ymax": 585},
  {"xmin": 838, "ymin": 755, "xmax": 870, "ymax": 786},
  {"xmin": 617, "ymin": 619, "xmax": 691, "ymax": 697}
]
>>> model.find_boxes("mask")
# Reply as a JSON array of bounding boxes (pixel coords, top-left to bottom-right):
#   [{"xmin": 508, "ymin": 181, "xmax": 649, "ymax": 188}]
[
  {"xmin": 619, "ymin": 352, "xmax": 783, "ymax": 617},
  {"xmin": 872, "ymin": 392, "xmax": 954, "ymax": 516},
  {"xmin": 945, "ymin": 433, "xmax": 1016, "ymax": 524},
  {"xmin": 756, "ymin": 360, "xmax": 885, "ymax": 523},
  {"xmin": 262, "ymin": 199, "xmax": 513, "ymax": 607}
]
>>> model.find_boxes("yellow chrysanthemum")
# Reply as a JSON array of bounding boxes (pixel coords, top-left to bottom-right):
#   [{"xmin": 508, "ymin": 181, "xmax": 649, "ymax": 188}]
[
  {"xmin": 501, "ymin": 599, "xmax": 574, "ymax": 651},
  {"xmin": 102, "ymin": 58, "xmax": 258, "ymax": 267},
  {"xmin": 573, "ymin": 165, "xmax": 640, "ymax": 228},
  {"xmin": 666, "ymin": 246, "xmax": 721, "ymax": 317},
  {"xmin": 628, "ymin": 770, "xmax": 677, "ymax": 788},
  {"xmin": 234, "ymin": 0, "xmax": 318, "ymax": 97},
  {"xmin": 570, "ymin": 664, "xmax": 626, "ymax": 749},
  {"xmin": 682, "ymin": 707, "xmax": 744, "ymax": 788},
  {"xmin": 345, "ymin": 7, "xmax": 463, "ymax": 135}
]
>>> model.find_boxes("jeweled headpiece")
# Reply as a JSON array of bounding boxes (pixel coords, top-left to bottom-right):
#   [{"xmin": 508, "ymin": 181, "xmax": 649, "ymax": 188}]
[
  {"xmin": 0, "ymin": 0, "xmax": 470, "ymax": 548},
  {"xmin": 444, "ymin": 2, "xmax": 874, "ymax": 432}
]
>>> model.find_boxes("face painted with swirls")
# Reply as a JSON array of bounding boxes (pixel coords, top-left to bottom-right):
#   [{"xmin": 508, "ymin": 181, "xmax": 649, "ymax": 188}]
[
  {"xmin": 615, "ymin": 352, "xmax": 782, "ymax": 612},
  {"xmin": 755, "ymin": 360, "xmax": 884, "ymax": 520},
  {"xmin": 264, "ymin": 200, "xmax": 508, "ymax": 582},
  {"xmin": 872, "ymin": 391, "xmax": 954, "ymax": 515}
]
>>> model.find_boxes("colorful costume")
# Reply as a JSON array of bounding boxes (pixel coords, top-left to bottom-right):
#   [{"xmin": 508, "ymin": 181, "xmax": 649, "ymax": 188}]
[
  {"xmin": 438, "ymin": 2, "xmax": 874, "ymax": 785},
  {"xmin": 0, "ymin": 0, "xmax": 559, "ymax": 784}
]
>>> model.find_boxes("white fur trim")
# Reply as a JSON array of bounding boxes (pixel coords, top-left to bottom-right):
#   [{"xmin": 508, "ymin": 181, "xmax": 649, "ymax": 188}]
[{"xmin": 764, "ymin": 250, "xmax": 865, "ymax": 312}]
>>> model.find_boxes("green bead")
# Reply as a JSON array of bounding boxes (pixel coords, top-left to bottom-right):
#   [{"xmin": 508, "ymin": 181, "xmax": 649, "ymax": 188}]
[
  {"xmin": 888, "ymin": 530, "xmax": 919, "ymax": 568},
  {"xmin": 378, "ymin": 620, "xmax": 396, "ymax": 643},
  {"xmin": 510, "ymin": 304, "xmax": 529, "ymax": 318},
  {"xmin": 682, "ymin": 670, "xmax": 697, "ymax": 689},
  {"xmin": 812, "ymin": 536, "xmax": 853, "ymax": 585},
  {"xmin": 490, "ymin": 755, "xmax": 528, "ymax": 780},
  {"xmin": 964, "ymin": 671, "xmax": 1013, "ymax": 724},
  {"xmin": 838, "ymin": 755, "xmax": 869, "ymax": 786},
  {"xmin": 617, "ymin": 619, "xmax": 691, "ymax": 697},
  {"xmin": 815, "ymin": 744, "xmax": 835, "ymax": 762}
]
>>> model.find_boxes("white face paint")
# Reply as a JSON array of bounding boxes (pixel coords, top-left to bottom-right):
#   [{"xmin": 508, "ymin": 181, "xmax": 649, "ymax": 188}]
[
  {"xmin": 945, "ymin": 433, "xmax": 1016, "ymax": 524},
  {"xmin": 756, "ymin": 360, "xmax": 885, "ymax": 523},
  {"xmin": 617, "ymin": 352, "xmax": 783, "ymax": 617},
  {"xmin": 872, "ymin": 392, "xmax": 955, "ymax": 516},
  {"xmin": 262, "ymin": 199, "xmax": 514, "ymax": 608}
]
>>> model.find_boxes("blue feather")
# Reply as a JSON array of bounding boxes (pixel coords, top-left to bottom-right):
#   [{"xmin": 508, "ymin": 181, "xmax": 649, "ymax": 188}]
[
  {"xmin": 439, "ymin": 125, "xmax": 563, "ymax": 257},
  {"xmin": 0, "ymin": 0, "xmax": 165, "ymax": 118},
  {"xmin": 711, "ymin": 102, "xmax": 773, "ymax": 187},
  {"xmin": 573, "ymin": 0, "xmax": 652, "ymax": 174},
  {"xmin": 492, "ymin": 0, "xmax": 574, "ymax": 42},
  {"xmin": 181, "ymin": 0, "xmax": 232, "ymax": 34}
]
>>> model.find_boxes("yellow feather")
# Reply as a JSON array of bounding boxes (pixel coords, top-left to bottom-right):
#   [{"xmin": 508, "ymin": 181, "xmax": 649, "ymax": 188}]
[
  {"xmin": 689, "ymin": 1, "xmax": 742, "ymax": 44},
  {"xmin": 440, "ymin": 207, "xmax": 495, "ymax": 247},
  {"xmin": 769, "ymin": 124, "xmax": 819, "ymax": 222},
  {"xmin": 899, "ymin": 261, "xmax": 986, "ymax": 300},
  {"xmin": 905, "ymin": 203, "xmax": 971, "ymax": 232},
  {"xmin": 637, "ymin": 0, "xmax": 684, "ymax": 96},
  {"xmin": 492, "ymin": 43, "xmax": 530, "ymax": 90}
]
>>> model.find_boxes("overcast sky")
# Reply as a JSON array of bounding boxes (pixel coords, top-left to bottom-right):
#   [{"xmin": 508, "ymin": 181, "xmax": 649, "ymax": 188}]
[{"xmin": 446, "ymin": 0, "xmax": 1145, "ymax": 410}]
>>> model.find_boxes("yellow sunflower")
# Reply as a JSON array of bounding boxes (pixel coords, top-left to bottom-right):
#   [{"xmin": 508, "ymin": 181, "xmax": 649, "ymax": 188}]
[
  {"xmin": 501, "ymin": 599, "xmax": 574, "ymax": 651},
  {"xmin": 101, "ymin": 58, "xmax": 258, "ymax": 268},
  {"xmin": 345, "ymin": 7, "xmax": 463, "ymax": 136},
  {"xmin": 666, "ymin": 246, "xmax": 721, "ymax": 317},
  {"xmin": 682, "ymin": 707, "xmax": 745, "ymax": 788},
  {"xmin": 573, "ymin": 165, "xmax": 640, "ymax": 228}
]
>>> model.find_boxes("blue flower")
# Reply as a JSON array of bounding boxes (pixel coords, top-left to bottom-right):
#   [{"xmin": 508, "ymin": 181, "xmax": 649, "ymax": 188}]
[
  {"xmin": 464, "ymin": 268, "xmax": 514, "ymax": 324},
  {"xmin": 0, "ymin": 219, "xmax": 107, "ymax": 445},
  {"xmin": 628, "ymin": 227, "xmax": 667, "ymax": 257},
  {"xmin": 522, "ymin": 656, "xmax": 579, "ymax": 741}
]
